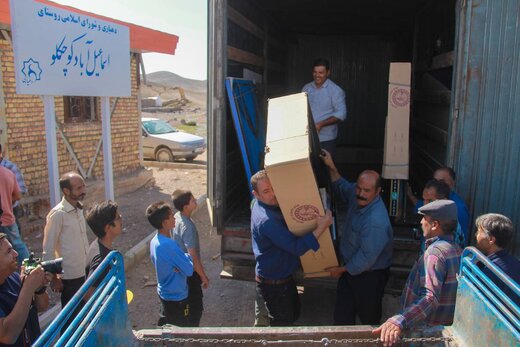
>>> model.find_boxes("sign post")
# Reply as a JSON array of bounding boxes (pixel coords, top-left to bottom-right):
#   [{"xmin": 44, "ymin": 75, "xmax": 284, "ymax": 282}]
[
  {"xmin": 42, "ymin": 95, "xmax": 60, "ymax": 206},
  {"xmin": 9, "ymin": 0, "xmax": 130, "ymax": 203},
  {"xmin": 101, "ymin": 97, "xmax": 114, "ymax": 200}
]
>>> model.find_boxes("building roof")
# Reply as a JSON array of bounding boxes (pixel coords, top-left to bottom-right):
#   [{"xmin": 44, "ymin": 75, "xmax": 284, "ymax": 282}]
[{"xmin": 0, "ymin": 0, "xmax": 179, "ymax": 55}]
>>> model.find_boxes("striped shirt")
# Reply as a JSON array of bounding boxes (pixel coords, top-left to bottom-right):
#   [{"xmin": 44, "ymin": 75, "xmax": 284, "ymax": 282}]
[{"xmin": 388, "ymin": 235, "xmax": 462, "ymax": 329}]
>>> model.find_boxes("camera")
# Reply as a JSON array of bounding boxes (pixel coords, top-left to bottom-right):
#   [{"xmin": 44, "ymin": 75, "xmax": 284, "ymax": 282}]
[{"xmin": 23, "ymin": 253, "xmax": 63, "ymax": 275}]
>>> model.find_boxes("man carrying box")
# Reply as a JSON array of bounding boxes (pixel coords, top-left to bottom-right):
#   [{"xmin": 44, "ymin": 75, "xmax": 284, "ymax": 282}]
[
  {"xmin": 321, "ymin": 150, "xmax": 393, "ymax": 325},
  {"xmin": 250, "ymin": 170, "xmax": 332, "ymax": 326}
]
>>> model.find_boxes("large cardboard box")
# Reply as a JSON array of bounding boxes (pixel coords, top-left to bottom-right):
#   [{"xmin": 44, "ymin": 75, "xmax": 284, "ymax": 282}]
[
  {"xmin": 264, "ymin": 93, "xmax": 338, "ymax": 278},
  {"xmin": 382, "ymin": 62, "xmax": 411, "ymax": 179}
]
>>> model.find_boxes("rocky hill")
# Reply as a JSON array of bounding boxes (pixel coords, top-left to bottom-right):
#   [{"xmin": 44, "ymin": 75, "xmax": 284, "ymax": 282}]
[{"xmin": 141, "ymin": 71, "xmax": 207, "ymax": 107}]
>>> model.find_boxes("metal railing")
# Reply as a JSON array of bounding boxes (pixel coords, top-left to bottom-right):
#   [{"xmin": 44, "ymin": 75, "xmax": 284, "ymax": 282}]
[
  {"xmin": 34, "ymin": 251, "xmax": 134, "ymax": 347},
  {"xmin": 451, "ymin": 246, "xmax": 520, "ymax": 345}
]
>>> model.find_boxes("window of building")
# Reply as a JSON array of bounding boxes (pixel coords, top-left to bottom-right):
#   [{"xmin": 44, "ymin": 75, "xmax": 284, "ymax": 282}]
[{"xmin": 64, "ymin": 96, "xmax": 98, "ymax": 122}]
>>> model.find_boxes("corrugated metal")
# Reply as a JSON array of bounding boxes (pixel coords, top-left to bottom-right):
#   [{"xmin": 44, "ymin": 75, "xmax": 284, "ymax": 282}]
[{"xmin": 450, "ymin": 0, "xmax": 520, "ymax": 255}]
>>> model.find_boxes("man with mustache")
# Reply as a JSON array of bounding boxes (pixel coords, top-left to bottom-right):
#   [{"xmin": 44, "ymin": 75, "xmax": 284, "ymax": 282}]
[
  {"xmin": 43, "ymin": 172, "xmax": 90, "ymax": 318},
  {"xmin": 321, "ymin": 150, "xmax": 393, "ymax": 325}
]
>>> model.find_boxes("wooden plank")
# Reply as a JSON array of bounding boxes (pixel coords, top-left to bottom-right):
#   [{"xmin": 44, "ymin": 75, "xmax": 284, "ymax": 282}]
[
  {"xmin": 228, "ymin": 6, "xmax": 264, "ymax": 39},
  {"xmin": 227, "ymin": 46, "xmax": 264, "ymax": 68}
]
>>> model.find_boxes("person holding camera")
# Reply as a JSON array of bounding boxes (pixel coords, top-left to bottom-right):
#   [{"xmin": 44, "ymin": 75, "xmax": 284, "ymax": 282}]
[{"xmin": 0, "ymin": 233, "xmax": 49, "ymax": 346}]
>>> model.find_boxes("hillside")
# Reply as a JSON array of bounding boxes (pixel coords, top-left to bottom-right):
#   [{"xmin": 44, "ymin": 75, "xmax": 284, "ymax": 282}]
[
  {"xmin": 141, "ymin": 71, "xmax": 207, "ymax": 107},
  {"xmin": 144, "ymin": 71, "xmax": 206, "ymax": 93}
]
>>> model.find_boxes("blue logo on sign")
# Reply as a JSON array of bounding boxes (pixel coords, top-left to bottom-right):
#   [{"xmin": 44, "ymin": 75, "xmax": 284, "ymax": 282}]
[{"xmin": 21, "ymin": 58, "xmax": 43, "ymax": 85}]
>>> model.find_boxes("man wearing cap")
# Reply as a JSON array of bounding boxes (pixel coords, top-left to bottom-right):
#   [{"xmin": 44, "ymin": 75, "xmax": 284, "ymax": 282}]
[{"xmin": 373, "ymin": 200, "xmax": 462, "ymax": 346}]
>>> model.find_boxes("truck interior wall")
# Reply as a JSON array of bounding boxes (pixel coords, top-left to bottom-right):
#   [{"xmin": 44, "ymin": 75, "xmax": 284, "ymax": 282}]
[
  {"xmin": 408, "ymin": 0, "xmax": 457, "ymax": 195},
  {"xmin": 221, "ymin": 0, "xmax": 458, "ymax": 222}
]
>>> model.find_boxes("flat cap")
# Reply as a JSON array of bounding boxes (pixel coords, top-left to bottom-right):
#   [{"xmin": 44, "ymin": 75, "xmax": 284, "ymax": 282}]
[{"xmin": 418, "ymin": 199, "xmax": 458, "ymax": 221}]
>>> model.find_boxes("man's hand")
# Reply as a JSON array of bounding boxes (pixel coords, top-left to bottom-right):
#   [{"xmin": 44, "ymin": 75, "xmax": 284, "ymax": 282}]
[
  {"xmin": 315, "ymin": 122, "xmax": 323, "ymax": 133},
  {"xmin": 325, "ymin": 266, "xmax": 347, "ymax": 278},
  {"xmin": 21, "ymin": 266, "xmax": 46, "ymax": 292},
  {"xmin": 313, "ymin": 210, "xmax": 333, "ymax": 239},
  {"xmin": 201, "ymin": 274, "xmax": 210, "ymax": 289},
  {"xmin": 372, "ymin": 321, "xmax": 402, "ymax": 347},
  {"xmin": 320, "ymin": 149, "xmax": 334, "ymax": 168},
  {"xmin": 50, "ymin": 275, "xmax": 63, "ymax": 293}
]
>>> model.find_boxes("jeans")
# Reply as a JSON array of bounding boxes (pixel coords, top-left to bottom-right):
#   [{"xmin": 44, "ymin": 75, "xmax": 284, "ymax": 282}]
[
  {"xmin": 0, "ymin": 223, "xmax": 30, "ymax": 266},
  {"xmin": 257, "ymin": 277, "xmax": 300, "ymax": 326}
]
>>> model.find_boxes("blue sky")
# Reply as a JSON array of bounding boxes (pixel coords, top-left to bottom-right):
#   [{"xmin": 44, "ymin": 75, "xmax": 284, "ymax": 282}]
[{"xmin": 53, "ymin": 0, "xmax": 208, "ymax": 80}]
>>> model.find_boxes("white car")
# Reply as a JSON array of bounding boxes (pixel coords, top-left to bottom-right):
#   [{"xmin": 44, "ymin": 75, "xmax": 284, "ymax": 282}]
[{"xmin": 141, "ymin": 117, "xmax": 206, "ymax": 162}]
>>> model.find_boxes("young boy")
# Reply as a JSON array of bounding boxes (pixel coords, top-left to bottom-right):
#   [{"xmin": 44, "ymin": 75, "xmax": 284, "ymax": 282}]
[
  {"xmin": 146, "ymin": 201, "xmax": 193, "ymax": 327},
  {"xmin": 171, "ymin": 190, "xmax": 208, "ymax": 327},
  {"xmin": 85, "ymin": 200, "xmax": 123, "ymax": 285}
]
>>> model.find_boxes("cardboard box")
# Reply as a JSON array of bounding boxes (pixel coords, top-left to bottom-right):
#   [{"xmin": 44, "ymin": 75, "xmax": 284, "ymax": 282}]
[
  {"xmin": 264, "ymin": 93, "xmax": 338, "ymax": 277},
  {"xmin": 382, "ymin": 62, "xmax": 411, "ymax": 179}
]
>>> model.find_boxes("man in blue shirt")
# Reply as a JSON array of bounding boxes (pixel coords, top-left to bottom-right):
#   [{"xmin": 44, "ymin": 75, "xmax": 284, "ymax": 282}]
[
  {"xmin": 407, "ymin": 167, "xmax": 470, "ymax": 247},
  {"xmin": 475, "ymin": 213, "xmax": 520, "ymax": 307},
  {"xmin": 250, "ymin": 170, "xmax": 332, "ymax": 326},
  {"xmin": 321, "ymin": 150, "xmax": 393, "ymax": 325},
  {"xmin": 302, "ymin": 58, "xmax": 347, "ymax": 159},
  {"xmin": 433, "ymin": 167, "xmax": 470, "ymax": 245}
]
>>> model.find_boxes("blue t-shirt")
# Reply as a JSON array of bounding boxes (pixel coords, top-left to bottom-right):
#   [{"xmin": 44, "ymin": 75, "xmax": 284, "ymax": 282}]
[
  {"xmin": 0, "ymin": 273, "xmax": 41, "ymax": 347},
  {"xmin": 171, "ymin": 212, "xmax": 200, "ymax": 260},
  {"xmin": 251, "ymin": 200, "xmax": 319, "ymax": 280},
  {"xmin": 150, "ymin": 233, "xmax": 193, "ymax": 301}
]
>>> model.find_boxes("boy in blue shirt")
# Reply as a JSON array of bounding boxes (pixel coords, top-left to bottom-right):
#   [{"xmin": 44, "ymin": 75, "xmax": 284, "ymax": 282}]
[{"xmin": 146, "ymin": 201, "xmax": 193, "ymax": 327}]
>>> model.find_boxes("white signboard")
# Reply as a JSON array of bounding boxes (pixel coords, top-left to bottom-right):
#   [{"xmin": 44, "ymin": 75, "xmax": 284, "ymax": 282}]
[{"xmin": 10, "ymin": 0, "xmax": 131, "ymax": 97}]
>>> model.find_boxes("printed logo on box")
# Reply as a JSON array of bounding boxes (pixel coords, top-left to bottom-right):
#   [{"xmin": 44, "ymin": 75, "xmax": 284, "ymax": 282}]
[
  {"xmin": 290, "ymin": 204, "xmax": 319, "ymax": 223},
  {"xmin": 390, "ymin": 87, "xmax": 410, "ymax": 108}
]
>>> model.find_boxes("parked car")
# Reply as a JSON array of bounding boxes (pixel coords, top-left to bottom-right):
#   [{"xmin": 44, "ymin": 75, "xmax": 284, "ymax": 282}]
[{"xmin": 141, "ymin": 117, "xmax": 206, "ymax": 162}]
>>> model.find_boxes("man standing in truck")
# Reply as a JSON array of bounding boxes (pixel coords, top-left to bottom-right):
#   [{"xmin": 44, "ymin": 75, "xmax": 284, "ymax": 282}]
[
  {"xmin": 250, "ymin": 170, "xmax": 332, "ymax": 326},
  {"xmin": 321, "ymin": 150, "xmax": 393, "ymax": 326},
  {"xmin": 302, "ymin": 58, "xmax": 347, "ymax": 159}
]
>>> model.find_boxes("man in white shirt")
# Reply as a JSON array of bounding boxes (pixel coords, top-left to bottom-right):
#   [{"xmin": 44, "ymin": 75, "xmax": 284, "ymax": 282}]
[{"xmin": 42, "ymin": 172, "xmax": 89, "ymax": 318}]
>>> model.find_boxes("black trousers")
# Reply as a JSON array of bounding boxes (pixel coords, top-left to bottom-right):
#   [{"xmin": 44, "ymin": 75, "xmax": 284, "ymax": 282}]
[
  {"xmin": 61, "ymin": 276, "xmax": 86, "ymax": 333},
  {"xmin": 158, "ymin": 297, "xmax": 190, "ymax": 327},
  {"xmin": 187, "ymin": 272, "xmax": 204, "ymax": 326},
  {"xmin": 334, "ymin": 268, "xmax": 390, "ymax": 325},
  {"xmin": 257, "ymin": 277, "xmax": 300, "ymax": 326}
]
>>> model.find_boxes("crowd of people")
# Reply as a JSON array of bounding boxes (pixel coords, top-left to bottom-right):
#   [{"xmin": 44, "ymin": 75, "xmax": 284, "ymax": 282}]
[
  {"xmin": 249, "ymin": 58, "xmax": 519, "ymax": 345},
  {"xmin": 0, "ymin": 155, "xmax": 209, "ymax": 345},
  {"xmin": 0, "ymin": 58, "xmax": 518, "ymax": 346}
]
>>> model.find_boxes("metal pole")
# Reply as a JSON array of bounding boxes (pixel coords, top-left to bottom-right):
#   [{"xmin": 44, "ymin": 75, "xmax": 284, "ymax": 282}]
[
  {"xmin": 101, "ymin": 96, "xmax": 114, "ymax": 200},
  {"xmin": 43, "ymin": 96, "xmax": 60, "ymax": 207}
]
